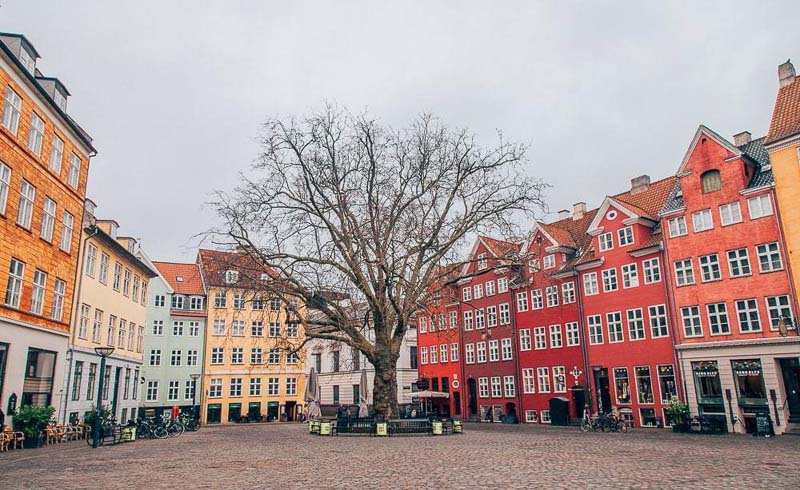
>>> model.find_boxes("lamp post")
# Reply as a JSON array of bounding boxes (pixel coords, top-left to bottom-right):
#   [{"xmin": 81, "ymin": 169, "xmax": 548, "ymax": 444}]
[
  {"xmin": 92, "ymin": 346, "xmax": 115, "ymax": 448},
  {"xmin": 190, "ymin": 373, "xmax": 201, "ymax": 421}
]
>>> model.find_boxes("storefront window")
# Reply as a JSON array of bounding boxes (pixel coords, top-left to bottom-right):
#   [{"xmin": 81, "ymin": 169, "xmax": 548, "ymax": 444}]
[
  {"xmin": 635, "ymin": 366, "xmax": 654, "ymax": 404},
  {"xmin": 639, "ymin": 407, "xmax": 657, "ymax": 427},
  {"xmin": 21, "ymin": 348, "xmax": 56, "ymax": 406},
  {"xmin": 692, "ymin": 361, "xmax": 723, "ymax": 405},
  {"xmin": 657, "ymin": 365, "xmax": 677, "ymax": 403},
  {"xmin": 613, "ymin": 367, "xmax": 631, "ymax": 405},
  {"xmin": 731, "ymin": 359, "xmax": 767, "ymax": 406}
]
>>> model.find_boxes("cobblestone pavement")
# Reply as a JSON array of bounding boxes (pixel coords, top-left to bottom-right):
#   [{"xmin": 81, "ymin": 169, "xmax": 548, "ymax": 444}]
[{"xmin": 0, "ymin": 423, "xmax": 798, "ymax": 489}]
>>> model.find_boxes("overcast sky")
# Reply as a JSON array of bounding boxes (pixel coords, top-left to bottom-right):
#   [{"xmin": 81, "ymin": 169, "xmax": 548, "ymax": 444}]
[{"xmin": 4, "ymin": 1, "xmax": 799, "ymax": 261}]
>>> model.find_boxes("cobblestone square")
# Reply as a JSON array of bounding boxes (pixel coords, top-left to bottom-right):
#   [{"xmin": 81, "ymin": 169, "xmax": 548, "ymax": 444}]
[{"xmin": 0, "ymin": 423, "xmax": 798, "ymax": 489}]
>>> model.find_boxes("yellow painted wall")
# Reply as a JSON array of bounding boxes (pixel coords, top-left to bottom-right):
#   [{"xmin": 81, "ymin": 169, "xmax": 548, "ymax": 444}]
[
  {"xmin": 200, "ymin": 286, "xmax": 306, "ymax": 424},
  {"xmin": 769, "ymin": 142, "xmax": 800, "ymax": 298}
]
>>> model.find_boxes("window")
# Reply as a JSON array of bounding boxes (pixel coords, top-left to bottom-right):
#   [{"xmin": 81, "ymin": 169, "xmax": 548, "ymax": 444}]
[
  {"xmin": 642, "ymin": 258, "xmax": 661, "ymax": 284},
  {"xmin": 4, "ymin": 258, "xmax": 24, "ymax": 307},
  {"xmin": 49, "ymin": 134, "xmax": 64, "ymax": 173},
  {"xmin": 451, "ymin": 343, "xmax": 459, "ymax": 362},
  {"xmin": 473, "ymin": 283, "xmax": 483, "ymax": 299},
  {"xmin": 613, "ymin": 367, "xmax": 631, "ymax": 404},
  {"xmin": 210, "ymin": 347, "xmax": 223, "ymax": 365},
  {"xmin": 756, "ymin": 243, "xmax": 782, "ymax": 272},
  {"xmin": 60, "ymin": 211, "xmax": 74, "ymax": 253},
  {"xmin": 209, "ymin": 379, "xmax": 223, "ymax": 398},
  {"xmin": 719, "ymin": 202, "xmax": 742, "ymax": 226},
  {"xmin": 519, "ymin": 329, "xmax": 531, "ymax": 351},
  {"xmin": 485, "ymin": 280, "xmax": 496, "ymax": 296},
  {"xmin": 118, "ymin": 319, "xmax": 126, "ymax": 347},
  {"xmin": 27, "ymin": 112, "xmax": 44, "ymax": 155},
  {"xmin": 149, "ymin": 349, "xmax": 162, "ymax": 366},
  {"xmin": 562, "ymin": 282, "xmax": 576, "ymax": 304},
  {"xmin": 607, "ymin": 312, "xmax": 624, "ymax": 343},
  {"xmin": 766, "ymin": 296, "xmax": 794, "ymax": 331},
  {"xmin": 700, "ymin": 170, "xmax": 721, "ymax": 193},
  {"xmin": 474, "ymin": 309, "xmax": 485, "ymax": 329},
  {"xmin": 78, "ymin": 304, "xmax": 90, "ymax": 339},
  {"xmin": 231, "ymin": 347, "xmax": 244, "ymax": 364},
  {"xmin": 92, "ymin": 309, "xmax": 102, "ymax": 343},
  {"xmin": 267, "ymin": 378, "xmax": 279, "ymax": 396},
  {"xmin": 40, "ymin": 197, "xmax": 56, "ymax": 242},
  {"xmin": 735, "ymin": 299, "xmax": 761, "ymax": 332},
  {"xmin": 496, "ymin": 338, "xmax": 510, "ymax": 360},
  {"xmin": 522, "ymin": 368, "xmax": 535, "ymax": 394},
  {"xmin": 602, "ymin": 268, "xmax": 618, "ymax": 292},
  {"xmin": 87, "ymin": 363, "xmax": 96, "ymax": 401},
  {"xmin": 681, "ymin": 306, "xmax": 703, "ymax": 337},
  {"xmin": 566, "ymin": 322, "xmax": 580, "ymax": 346},
  {"xmin": 543, "ymin": 254, "xmax": 556, "ymax": 269},
  {"xmin": 430, "ymin": 345, "xmax": 438, "ymax": 364},
  {"xmin": 504, "ymin": 376, "xmax": 516, "ymax": 398},
  {"xmin": 697, "ymin": 254, "xmax": 721, "ymax": 282},
  {"xmin": 499, "ymin": 303, "xmax": 510, "ymax": 325},
  {"xmin": 747, "ymin": 194, "xmax": 773, "ymax": 219},
  {"xmin": 448, "ymin": 310, "xmax": 458, "ymax": 328},
  {"xmin": 583, "ymin": 272, "xmax": 598, "ymax": 295},
  {"xmin": 213, "ymin": 291, "xmax": 226, "ymax": 308},
  {"xmin": 170, "ymin": 350, "xmax": 182, "ymax": 366},
  {"xmin": 2, "ymin": 86, "xmax": 22, "ymax": 134},
  {"xmin": 549, "ymin": 324, "xmax": 563, "ymax": 348},
  {"xmin": 531, "ymin": 289, "xmax": 543, "ymax": 309},
  {"xmin": 599, "ymin": 232, "xmax": 614, "ymax": 251},
  {"xmin": 478, "ymin": 377, "xmax": 489, "ymax": 398},
  {"xmin": 477, "ymin": 253, "xmax": 487, "ymax": 270},
  {"xmin": 635, "ymin": 366, "xmax": 654, "ymax": 404},
  {"xmin": 621, "ymin": 263, "xmax": 639, "ymax": 288},
  {"xmin": 16, "ymin": 179, "xmax": 35, "ymax": 229},
  {"xmin": 428, "ymin": 315, "xmax": 436, "ymax": 332},
  {"xmin": 534, "ymin": 326, "xmax": 547, "ymax": 350},
  {"xmin": 674, "ymin": 259, "xmax": 695, "ymax": 286},
  {"xmin": 189, "ymin": 321, "xmax": 199, "ymax": 336},
  {"xmin": 231, "ymin": 320, "xmax": 245, "ymax": 337},
  {"xmin": 648, "ymin": 305, "xmax": 668, "ymax": 338},
  {"xmin": 490, "ymin": 377, "xmax": 502, "ymax": 398},
  {"xmin": 462, "ymin": 287, "xmax": 471, "ymax": 302},
  {"xmin": 212, "ymin": 320, "xmax": 225, "ymax": 336},
  {"xmin": 185, "ymin": 380, "xmax": 196, "ymax": 401},
  {"xmin": 692, "ymin": 209, "xmax": 713, "ymax": 232},
  {"xmin": 163, "ymin": 380, "xmax": 179, "ymax": 402},
  {"xmin": 268, "ymin": 321, "xmax": 281, "ymax": 337},
  {"xmin": 465, "ymin": 344, "xmax": 475, "ymax": 364},
  {"xmin": 553, "ymin": 366, "xmax": 567, "ymax": 393},
  {"xmin": 417, "ymin": 316, "xmax": 427, "ymax": 333},
  {"xmin": 627, "ymin": 309, "xmax": 645, "ymax": 340},
  {"xmin": 112, "ymin": 262, "xmax": 122, "ymax": 291},
  {"xmin": 668, "ymin": 216, "xmax": 688, "ymax": 238},
  {"xmin": 440, "ymin": 343, "xmax": 448, "ymax": 363},
  {"xmin": 229, "ymin": 378, "xmax": 242, "ymax": 397},
  {"xmin": 268, "ymin": 349, "xmax": 281, "ymax": 365},
  {"xmin": 269, "ymin": 298, "xmax": 281, "ymax": 311},
  {"xmin": 0, "ymin": 163, "xmax": 9, "ymax": 215},
  {"xmin": 224, "ymin": 270, "xmax": 239, "ymax": 284},
  {"xmin": 98, "ymin": 253, "xmax": 109, "ymax": 284},
  {"xmin": 706, "ymin": 303, "xmax": 730, "ymax": 335},
  {"xmin": 187, "ymin": 350, "xmax": 198, "ymax": 366},
  {"xmin": 251, "ymin": 348, "xmax": 263, "ymax": 365},
  {"xmin": 618, "ymin": 226, "xmax": 634, "ymax": 246},
  {"xmin": 537, "ymin": 367, "xmax": 551, "ymax": 393},
  {"xmin": 546, "ymin": 286, "xmax": 559, "ymax": 307},
  {"xmin": 248, "ymin": 321, "xmax": 263, "ymax": 337},
  {"xmin": 71, "ymin": 362, "xmax": 83, "ymax": 401},
  {"xmin": 233, "ymin": 293, "xmax": 245, "ymax": 309},
  {"xmin": 286, "ymin": 378, "xmax": 297, "ymax": 396},
  {"xmin": 476, "ymin": 342, "xmax": 487, "ymax": 363},
  {"xmin": 486, "ymin": 305, "xmax": 497, "ymax": 327},
  {"xmin": 727, "ymin": 248, "xmax": 751, "ymax": 277},
  {"xmin": 68, "ymin": 153, "xmax": 80, "ymax": 189},
  {"xmin": 252, "ymin": 295, "xmax": 265, "ymax": 310},
  {"xmin": 250, "ymin": 378, "xmax": 262, "ymax": 397},
  {"xmin": 516, "ymin": 291, "xmax": 529, "ymax": 312},
  {"xmin": 173, "ymin": 321, "xmax": 184, "ymax": 336},
  {"xmin": 146, "ymin": 381, "xmax": 159, "ymax": 402},
  {"xmin": 497, "ymin": 277, "xmax": 508, "ymax": 293},
  {"xmin": 488, "ymin": 340, "xmax": 499, "ymax": 362},
  {"xmin": 30, "ymin": 269, "xmax": 46, "ymax": 315},
  {"xmin": 588, "ymin": 315, "xmax": 603, "ymax": 344},
  {"xmin": 189, "ymin": 296, "xmax": 204, "ymax": 310}
]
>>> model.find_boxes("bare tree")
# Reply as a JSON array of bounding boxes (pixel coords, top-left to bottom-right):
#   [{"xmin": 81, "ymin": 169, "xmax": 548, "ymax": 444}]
[{"xmin": 211, "ymin": 105, "xmax": 546, "ymax": 417}]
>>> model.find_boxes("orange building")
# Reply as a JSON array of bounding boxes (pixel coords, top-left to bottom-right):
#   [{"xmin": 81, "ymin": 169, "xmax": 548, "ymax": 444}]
[{"xmin": 0, "ymin": 33, "xmax": 96, "ymax": 413}]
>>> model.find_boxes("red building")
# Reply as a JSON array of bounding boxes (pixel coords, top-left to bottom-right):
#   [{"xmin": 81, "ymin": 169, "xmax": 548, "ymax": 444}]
[
  {"xmin": 515, "ymin": 213, "xmax": 593, "ymax": 424},
  {"xmin": 577, "ymin": 176, "xmax": 679, "ymax": 428},
  {"xmin": 662, "ymin": 126, "xmax": 799, "ymax": 434}
]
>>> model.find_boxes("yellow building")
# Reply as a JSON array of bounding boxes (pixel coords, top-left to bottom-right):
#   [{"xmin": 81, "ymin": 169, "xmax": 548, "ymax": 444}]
[
  {"xmin": 766, "ymin": 60, "xmax": 800, "ymax": 303},
  {"xmin": 197, "ymin": 248, "xmax": 305, "ymax": 424},
  {"xmin": 61, "ymin": 200, "xmax": 157, "ymax": 424}
]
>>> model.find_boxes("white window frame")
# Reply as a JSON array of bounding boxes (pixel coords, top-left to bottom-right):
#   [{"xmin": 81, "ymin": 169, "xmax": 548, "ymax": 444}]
[
  {"xmin": 692, "ymin": 209, "xmax": 713, "ymax": 232},
  {"xmin": 719, "ymin": 202, "xmax": 742, "ymax": 226},
  {"xmin": 668, "ymin": 216, "xmax": 687, "ymax": 238},
  {"xmin": 618, "ymin": 226, "xmax": 634, "ymax": 246}
]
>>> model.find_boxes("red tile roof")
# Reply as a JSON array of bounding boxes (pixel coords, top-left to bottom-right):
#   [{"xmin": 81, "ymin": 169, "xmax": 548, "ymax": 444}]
[
  {"xmin": 766, "ymin": 75, "xmax": 800, "ymax": 144},
  {"xmin": 480, "ymin": 236, "xmax": 521, "ymax": 257},
  {"xmin": 612, "ymin": 176, "xmax": 678, "ymax": 220},
  {"xmin": 538, "ymin": 209, "xmax": 598, "ymax": 250},
  {"xmin": 152, "ymin": 262, "xmax": 205, "ymax": 295},
  {"xmin": 197, "ymin": 248, "xmax": 278, "ymax": 289}
]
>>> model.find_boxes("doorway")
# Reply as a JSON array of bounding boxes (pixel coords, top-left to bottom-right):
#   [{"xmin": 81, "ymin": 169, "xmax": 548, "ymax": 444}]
[
  {"xmin": 111, "ymin": 367, "xmax": 122, "ymax": 418},
  {"xmin": 571, "ymin": 386, "xmax": 586, "ymax": 419},
  {"xmin": 467, "ymin": 379, "xmax": 478, "ymax": 416},
  {"xmin": 593, "ymin": 368, "xmax": 611, "ymax": 414},
  {"xmin": 453, "ymin": 391, "xmax": 461, "ymax": 418},
  {"xmin": 780, "ymin": 358, "xmax": 800, "ymax": 423},
  {"xmin": 285, "ymin": 401, "xmax": 296, "ymax": 421}
]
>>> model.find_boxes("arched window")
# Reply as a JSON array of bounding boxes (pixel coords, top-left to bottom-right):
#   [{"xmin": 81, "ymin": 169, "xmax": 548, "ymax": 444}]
[{"xmin": 701, "ymin": 170, "xmax": 721, "ymax": 193}]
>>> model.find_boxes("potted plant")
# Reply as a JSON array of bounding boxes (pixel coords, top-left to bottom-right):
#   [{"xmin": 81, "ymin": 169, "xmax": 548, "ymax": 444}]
[
  {"xmin": 12, "ymin": 405, "xmax": 55, "ymax": 448},
  {"xmin": 664, "ymin": 399, "xmax": 691, "ymax": 433}
]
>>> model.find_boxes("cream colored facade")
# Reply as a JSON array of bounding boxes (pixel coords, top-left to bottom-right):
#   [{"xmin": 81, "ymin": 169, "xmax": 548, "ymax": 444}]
[
  {"xmin": 59, "ymin": 202, "xmax": 156, "ymax": 423},
  {"xmin": 767, "ymin": 140, "xmax": 800, "ymax": 296},
  {"xmin": 200, "ymin": 285, "xmax": 306, "ymax": 424}
]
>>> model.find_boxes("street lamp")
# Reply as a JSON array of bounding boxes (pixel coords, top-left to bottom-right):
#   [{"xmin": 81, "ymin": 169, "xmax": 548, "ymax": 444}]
[
  {"xmin": 190, "ymin": 373, "xmax": 201, "ymax": 422},
  {"xmin": 92, "ymin": 346, "xmax": 115, "ymax": 448}
]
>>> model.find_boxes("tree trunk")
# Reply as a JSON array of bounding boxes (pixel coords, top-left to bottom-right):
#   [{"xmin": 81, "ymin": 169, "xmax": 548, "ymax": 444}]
[{"xmin": 371, "ymin": 350, "xmax": 399, "ymax": 420}]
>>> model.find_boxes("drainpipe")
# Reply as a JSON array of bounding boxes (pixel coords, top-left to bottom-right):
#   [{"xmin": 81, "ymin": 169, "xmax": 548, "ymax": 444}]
[
  {"xmin": 575, "ymin": 270, "xmax": 592, "ymax": 413},
  {"xmin": 509, "ymin": 282, "xmax": 523, "ymax": 423}
]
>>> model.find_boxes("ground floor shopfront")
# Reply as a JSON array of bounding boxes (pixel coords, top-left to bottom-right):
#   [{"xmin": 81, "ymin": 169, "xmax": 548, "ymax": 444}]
[
  {"xmin": 60, "ymin": 347, "xmax": 143, "ymax": 425},
  {"xmin": 0, "ymin": 317, "xmax": 69, "ymax": 417},
  {"xmin": 200, "ymin": 371, "xmax": 305, "ymax": 425},
  {"xmin": 677, "ymin": 337, "xmax": 800, "ymax": 435}
]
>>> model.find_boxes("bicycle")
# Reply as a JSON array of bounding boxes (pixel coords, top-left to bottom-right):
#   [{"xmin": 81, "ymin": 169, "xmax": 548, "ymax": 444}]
[
  {"xmin": 178, "ymin": 412, "xmax": 200, "ymax": 432},
  {"xmin": 164, "ymin": 417, "xmax": 185, "ymax": 437},
  {"xmin": 86, "ymin": 415, "xmax": 119, "ymax": 446},
  {"xmin": 136, "ymin": 417, "xmax": 168, "ymax": 439}
]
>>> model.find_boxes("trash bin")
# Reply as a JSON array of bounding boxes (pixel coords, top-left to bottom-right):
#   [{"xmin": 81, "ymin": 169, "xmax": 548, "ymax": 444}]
[
  {"xmin": 123, "ymin": 427, "xmax": 137, "ymax": 442},
  {"xmin": 452, "ymin": 421, "xmax": 463, "ymax": 434},
  {"xmin": 319, "ymin": 422, "xmax": 332, "ymax": 435},
  {"xmin": 432, "ymin": 421, "xmax": 442, "ymax": 435},
  {"xmin": 376, "ymin": 422, "xmax": 388, "ymax": 436}
]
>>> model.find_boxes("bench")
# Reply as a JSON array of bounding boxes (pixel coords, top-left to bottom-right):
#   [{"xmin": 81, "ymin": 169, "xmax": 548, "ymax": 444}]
[
  {"xmin": 388, "ymin": 418, "xmax": 431, "ymax": 436},
  {"xmin": 335, "ymin": 417, "xmax": 375, "ymax": 435}
]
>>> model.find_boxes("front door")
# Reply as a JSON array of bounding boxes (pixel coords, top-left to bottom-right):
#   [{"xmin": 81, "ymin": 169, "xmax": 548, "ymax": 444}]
[
  {"xmin": 571, "ymin": 386, "xmax": 586, "ymax": 419},
  {"xmin": 594, "ymin": 368, "xmax": 611, "ymax": 414},
  {"xmin": 467, "ymin": 379, "xmax": 478, "ymax": 416},
  {"xmin": 453, "ymin": 391, "xmax": 461, "ymax": 418},
  {"xmin": 111, "ymin": 367, "xmax": 122, "ymax": 418},
  {"xmin": 285, "ymin": 401, "xmax": 296, "ymax": 421},
  {"xmin": 780, "ymin": 358, "xmax": 800, "ymax": 423}
]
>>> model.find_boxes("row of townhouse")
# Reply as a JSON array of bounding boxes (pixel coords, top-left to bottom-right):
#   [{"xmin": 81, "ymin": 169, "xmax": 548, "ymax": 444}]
[{"xmin": 418, "ymin": 61, "xmax": 800, "ymax": 435}]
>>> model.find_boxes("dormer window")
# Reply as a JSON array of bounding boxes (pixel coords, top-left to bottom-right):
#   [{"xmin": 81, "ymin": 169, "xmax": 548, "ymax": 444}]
[
  {"xmin": 260, "ymin": 273, "xmax": 269, "ymax": 281},
  {"xmin": 599, "ymin": 232, "xmax": 614, "ymax": 251},
  {"xmin": 224, "ymin": 270, "xmax": 239, "ymax": 284},
  {"xmin": 543, "ymin": 254, "xmax": 556, "ymax": 270},
  {"xmin": 53, "ymin": 90, "xmax": 67, "ymax": 112},
  {"xmin": 701, "ymin": 170, "xmax": 722, "ymax": 193},
  {"xmin": 171, "ymin": 294, "xmax": 185, "ymax": 310},
  {"xmin": 176, "ymin": 276, "xmax": 184, "ymax": 283},
  {"xmin": 477, "ymin": 253, "xmax": 488, "ymax": 271},
  {"xmin": 18, "ymin": 48, "xmax": 35, "ymax": 74}
]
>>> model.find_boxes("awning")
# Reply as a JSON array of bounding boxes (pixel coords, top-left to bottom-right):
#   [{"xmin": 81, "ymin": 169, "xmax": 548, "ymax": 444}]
[{"xmin": 414, "ymin": 390, "xmax": 450, "ymax": 399}]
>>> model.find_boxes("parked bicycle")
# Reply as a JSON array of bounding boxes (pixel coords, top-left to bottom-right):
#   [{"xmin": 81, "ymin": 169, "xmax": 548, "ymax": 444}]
[
  {"xmin": 136, "ymin": 417, "xmax": 168, "ymax": 439},
  {"xmin": 178, "ymin": 412, "xmax": 200, "ymax": 432},
  {"xmin": 580, "ymin": 408, "xmax": 630, "ymax": 433}
]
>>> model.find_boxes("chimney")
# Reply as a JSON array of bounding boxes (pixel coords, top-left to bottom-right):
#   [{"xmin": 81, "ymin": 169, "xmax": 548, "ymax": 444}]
[
  {"xmin": 733, "ymin": 131, "xmax": 752, "ymax": 146},
  {"xmin": 630, "ymin": 175, "xmax": 651, "ymax": 195},
  {"xmin": 572, "ymin": 202, "xmax": 586, "ymax": 220},
  {"xmin": 779, "ymin": 60, "xmax": 796, "ymax": 88},
  {"xmin": 557, "ymin": 209, "xmax": 570, "ymax": 220}
]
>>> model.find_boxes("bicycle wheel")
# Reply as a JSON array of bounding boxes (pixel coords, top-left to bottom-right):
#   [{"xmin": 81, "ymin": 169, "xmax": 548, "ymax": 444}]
[
  {"xmin": 154, "ymin": 426, "xmax": 169, "ymax": 439},
  {"xmin": 619, "ymin": 421, "xmax": 630, "ymax": 433},
  {"xmin": 168, "ymin": 422, "xmax": 184, "ymax": 437},
  {"xmin": 580, "ymin": 418, "xmax": 591, "ymax": 432}
]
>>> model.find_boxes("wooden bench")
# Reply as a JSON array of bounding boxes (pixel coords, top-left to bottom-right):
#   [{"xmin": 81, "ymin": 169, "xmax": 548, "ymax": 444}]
[
  {"xmin": 335, "ymin": 417, "xmax": 375, "ymax": 435},
  {"xmin": 388, "ymin": 419, "xmax": 432, "ymax": 436}
]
